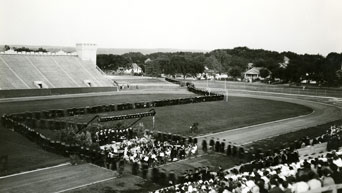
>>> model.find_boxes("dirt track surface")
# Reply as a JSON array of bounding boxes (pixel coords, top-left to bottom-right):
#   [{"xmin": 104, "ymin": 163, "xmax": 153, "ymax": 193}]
[
  {"xmin": 0, "ymin": 164, "xmax": 116, "ymax": 193},
  {"xmin": 196, "ymin": 88, "xmax": 342, "ymax": 146}
]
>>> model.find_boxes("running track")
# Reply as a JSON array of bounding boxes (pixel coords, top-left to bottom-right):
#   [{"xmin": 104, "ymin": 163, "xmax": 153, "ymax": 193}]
[{"xmin": 196, "ymin": 88, "xmax": 342, "ymax": 146}]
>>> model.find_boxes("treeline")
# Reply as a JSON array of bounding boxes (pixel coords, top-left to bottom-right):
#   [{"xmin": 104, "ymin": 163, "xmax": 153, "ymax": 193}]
[
  {"xmin": 96, "ymin": 47, "xmax": 341, "ymax": 86},
  {"xmin": 3, "ymin": 45, "xmax": 48, "ymax": 53}
]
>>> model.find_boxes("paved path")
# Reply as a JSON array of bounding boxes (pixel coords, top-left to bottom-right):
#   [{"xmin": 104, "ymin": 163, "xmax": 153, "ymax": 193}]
[
  {"xmin": 0, "ymin": 163, "xmax": 116, "ymax": 193},
  {"xmin": 196, "ymin": 88, "xmax": 342, "ymax": 146}
]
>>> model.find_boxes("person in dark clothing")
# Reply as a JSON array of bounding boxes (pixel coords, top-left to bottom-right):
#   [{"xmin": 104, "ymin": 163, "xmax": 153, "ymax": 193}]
[
  {"xmin": 215, "ymin": 140, "xmax": 221, "ymax": 152},
  {"xmin": 202, "ymin": 139, "xmax": 208, "ymax": 152},
  {"xmin": 226, "ymin": 145, "xmax": 232, "ymax": 156},
  {"xmin": 132, "ymin": 159, "xmax": 139, "ymax": 175},
  {"xmin": 141, "ymin": 161, "xmax": 149, "ymax": 179},
  {"xmin": 118, "ymin": 158, "xmax": 125, "ymax": 175},
  {"xmin": 209, "ymin": 138, "xmax": 215, "ymax": 151},
  {"xmin": 220, "ymin": 140, "xmax": 226, "ymax": 153}
]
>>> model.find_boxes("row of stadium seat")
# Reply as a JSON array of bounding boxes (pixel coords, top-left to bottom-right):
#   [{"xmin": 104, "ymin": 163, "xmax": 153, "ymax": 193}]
[{"xmin": 0, "ymin": 55, "xmax": 113, "ymax": 89}]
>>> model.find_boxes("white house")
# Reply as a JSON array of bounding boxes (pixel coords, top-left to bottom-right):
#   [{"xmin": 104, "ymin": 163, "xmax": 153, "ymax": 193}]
[
  {"xmin": 131, "ymin": 63, "xmax": 142, "ymax": 74},
  {"xmin": 244, "ymin": 67, "xmax": 271, "ymax": 82},
  {"xmin": 117, "ymin": 63, "xmax": 142, "ymax": 74}
]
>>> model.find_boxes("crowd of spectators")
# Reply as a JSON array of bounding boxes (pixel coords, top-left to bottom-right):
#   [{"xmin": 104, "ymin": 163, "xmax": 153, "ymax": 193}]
[
  {"xmin": 152, "ymin": 125, "xmax": 342, "ymax": 193},
  {"xmin": 154, "ymin": 150, "xmax": 342, "ymax": 193},
  {"xmin": 291, "ymin": 125, "xmax": 342, "ymax": 151}
]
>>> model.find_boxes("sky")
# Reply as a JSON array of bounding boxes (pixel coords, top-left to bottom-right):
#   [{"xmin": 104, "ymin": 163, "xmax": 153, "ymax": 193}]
[{"xmin": 1, "ymin": 0, "xmax": 342, "ymax": 55}]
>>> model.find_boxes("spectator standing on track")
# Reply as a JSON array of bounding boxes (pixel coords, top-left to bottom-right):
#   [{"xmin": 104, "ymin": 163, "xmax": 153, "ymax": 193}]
[
  {"xmin": 118, "ymin": 158, "xmax": 125, "ymax": 176},
  {"xmin": 202, "ymin": 139, "xmax": 208, "ymax": 153}
]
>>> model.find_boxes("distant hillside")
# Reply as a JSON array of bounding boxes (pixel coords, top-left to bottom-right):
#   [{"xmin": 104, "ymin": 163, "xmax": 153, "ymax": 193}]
[
  {"xmin": 0, "ymin": 45, "xmax": 76, "ymax": 53},
  {"xmin": 0, "ymin": 45, "xmax": 206, "ymax": 55},
  {"xmin": 97, "ymin": 48, "xmax": 207, "ymax": 55}
]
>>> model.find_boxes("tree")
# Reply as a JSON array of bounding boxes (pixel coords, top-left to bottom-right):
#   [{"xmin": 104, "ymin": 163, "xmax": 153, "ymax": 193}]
[
  {"xmin": 323, "ymin": 52, "xmax": 342, "ymax": 86},
  {"xmin": 122, "ymin": 52, "xmax": 147, "ymax": 65},
  {"xmin": 37, "ymin": 47, "xmax": 48, "ymax": 53},
  {"xmin": 229, "ymin": 67, "xmax": 242, "ymax": 79},
  {"xmin": 170, "ymin": 55, "xmax": 188, "ymax": 78},
  {"xmin": 336, "ymin": 70, "xmax": 342, "ymax": 85},
  {"xmin": 259, "ymin": 68, "xmax": 270, "ymax": 78},
  {"xmin": 3, "ymin": 45, "xmax": 10, "ymax": 51},
  {"xmin": 97, "ymin": 54, "xmax": 130, "ymax": 71},
  {"xmin": 204, "ymin": 55, "xmax": 223, "ymax": 72},
  {"xmin": 145, "ymin": 60, "xmax": 162, "ymax": 77}
]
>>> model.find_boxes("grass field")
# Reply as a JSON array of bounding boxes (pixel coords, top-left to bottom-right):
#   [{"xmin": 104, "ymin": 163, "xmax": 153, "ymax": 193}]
[
  {"xmin": 0, "ymin": 163, "xmax": 117, "ymax": 193},
  {"xmin": 0, "ymin": 93, "xmax": 194, "ymax": 176},
  {"xmin": 69, "ymin": 173, "xmax": 161, "ymax": 193},
  {"xmin": 48, "ymin": 96, "xmax": 312, "ymax": 137},
  {"xmin": 0, "ymin": 93, "xmax": 194, "ymax": 115},
  {"xmin": 0, "ymin": 127, "xmax": 68, "ymax": 176}
]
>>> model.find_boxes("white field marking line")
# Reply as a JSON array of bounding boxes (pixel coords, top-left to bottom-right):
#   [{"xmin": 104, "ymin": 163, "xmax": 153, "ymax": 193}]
[
  {"xmin": 0, "ymin": 89, "xmax": 188, "ymax": 103},
  {"xmin": 0, "ymin": 91, "xmax": 117, "ymax": 103},
  {"xmin": 197, "ymin": 110, "xmax": 316, "ymax": 139},
  {"xmin": 53, "ymin": 176, "xmax": 117, "ymax": 193},
  {"xmin": 225, "ymin": 90, "xmax": 342, "ymax": 109},
  {"xmin": 0, "ymin": 57, "xmax": 30, "ymax": 89},
  {"xmin": 206, "ymin": 86, "xmax": 342, "ymax": 111},
  {"xmin": 198, "ymin": 91, "xmax": 342, "ymax": 139},
  {"xmin": 0, "ymin": 162, "xmax": 70, "ymax": 179},
  {"xmin": 197, "ymin": 88, "xmax": 342, "ymax": 140},
  {"xmin": 208, "ymin": 87, "xmax": 341, "ymax": 100}
]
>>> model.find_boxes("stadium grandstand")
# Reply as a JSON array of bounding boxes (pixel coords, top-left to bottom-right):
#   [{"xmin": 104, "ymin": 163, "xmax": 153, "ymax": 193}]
[{"xmin": 0, "ymin": 43, "xmax": 114, "ymax": 90}]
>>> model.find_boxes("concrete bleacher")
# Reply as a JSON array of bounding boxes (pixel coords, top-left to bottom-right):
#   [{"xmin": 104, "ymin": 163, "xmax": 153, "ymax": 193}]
[
  {"xmin": 0, "ymin": 54, "xmax": 114, "ymax": 90},
  {"xmin": 1, "ymin": 55, "xmax": 53, "ymax": 89},
  {"xmin": 0, "ymin": 57, "xmax": 29, "ymax": 89},
  {"xmin": 27, "ymin": 56, "xmax": 79, "ymax": 88},
  {"xmin": 53, "ymin": 56, "xmax": 102, "ymax": 87}
]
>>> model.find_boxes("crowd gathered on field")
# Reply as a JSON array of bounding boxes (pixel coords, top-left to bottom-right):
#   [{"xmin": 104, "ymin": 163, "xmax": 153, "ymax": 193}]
[{"xmin": 94, "ymin": 128, "xmax": 198, "ymax": 170}]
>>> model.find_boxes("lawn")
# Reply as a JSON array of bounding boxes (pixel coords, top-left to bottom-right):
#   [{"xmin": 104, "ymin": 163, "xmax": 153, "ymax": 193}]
[
  {"xmin": 49, "ymin": 96, "xmax": 313, "ymax": 137},
  {"xmin": 0, "ymin": 126, "xmax": 68, "ymax": 176},
  {"xmin": 0, "ymin": 93, "xmax": 194, "ymax": 115},
  {"xmin": 0, "ymin": 93, "xmax": 194, "ymax": 176}
]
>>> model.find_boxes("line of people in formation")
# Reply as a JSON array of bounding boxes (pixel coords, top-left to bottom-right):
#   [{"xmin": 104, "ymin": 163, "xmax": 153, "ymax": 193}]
[
  {"xmin": 100, "ymin": 133, "xmax": 198, "ymax": 171},
  {"xmin": 153, "ymin": 149, "xmax": 342, "ymax": 193},
  {"xmin": 201, "ymin": 125, "xmax": 342, "ymax": 158},
  {"xmin": 244, "ymin": 125, "xmax": 342, "ymax": 170},
  {"xmin": 291, "ymin": 125, "xmax": 342, "ymax": 151}
]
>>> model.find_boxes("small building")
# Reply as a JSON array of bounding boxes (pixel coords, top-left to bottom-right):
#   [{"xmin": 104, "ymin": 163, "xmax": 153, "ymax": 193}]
[
  {"xmin": 279, "ymin": 56, "xmax": 290, "ymax": 69},
  {"xmin": 244, "ymin": 67, "xmax": 271, "ymax": 82},
  {"xmin": 116, "ymin": 63, "xmax": 142, "ymax": 75},
  {"xmin": 131, "ymin": 63, "xmax": 142, "ymax": 74},
  {"xmin": 215, "ymin": 73, "xmax": 228, "ymax": 80}
]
